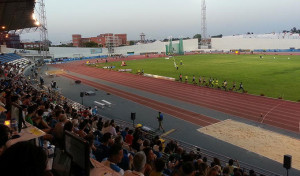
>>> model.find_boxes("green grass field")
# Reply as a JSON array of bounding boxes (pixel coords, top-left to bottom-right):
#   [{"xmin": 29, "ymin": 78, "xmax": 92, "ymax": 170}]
[{"xmin": 90, "ymin": 54, "xmax": 300, "ymax": 101}]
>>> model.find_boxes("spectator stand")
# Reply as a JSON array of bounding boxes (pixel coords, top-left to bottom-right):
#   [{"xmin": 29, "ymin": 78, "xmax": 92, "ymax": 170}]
[
  {"xmin": 35, "ymin": 84, "xmax": 281, "ymax": 176},
  {"xmin": 26, "ymin": 62, "xmax": 282, "ymax": 176}
]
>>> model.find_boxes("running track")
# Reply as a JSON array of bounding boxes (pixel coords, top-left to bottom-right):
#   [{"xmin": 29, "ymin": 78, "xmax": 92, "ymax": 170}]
[
  {"xmin": 61, "ymin": 73, "xmax": 219, "ymax": 127},
  {"xmin": 54, "ymin": 57, "xmax": 300, "ymax": 133}
]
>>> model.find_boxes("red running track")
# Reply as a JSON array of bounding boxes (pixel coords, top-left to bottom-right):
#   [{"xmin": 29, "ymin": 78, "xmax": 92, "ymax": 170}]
[
  {"xmin": 55, "ymin": 60, "xmax": 300, "ymax": 133},
  {"xmin": 60, "ymin": 73, "xmax": 219, "ymax": 127}
]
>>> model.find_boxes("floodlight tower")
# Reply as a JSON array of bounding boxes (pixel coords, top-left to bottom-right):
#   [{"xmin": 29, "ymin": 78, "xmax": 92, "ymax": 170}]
[
  {"xmin": 201, "ymin": 0, "xmax": 207, "ymax": 40},
  {"xmin": 38, "ymin": 0, "xmax": 49, "ymax": 61},
  {"xmin": 140, "ymin": 33, "xmax": 145, "ymax": 43}
]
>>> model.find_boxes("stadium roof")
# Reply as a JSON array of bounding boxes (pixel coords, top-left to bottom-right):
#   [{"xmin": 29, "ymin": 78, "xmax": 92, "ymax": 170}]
[{"xmin": 0, "ymin": 0, "xmax": 37, "ymax": 31}]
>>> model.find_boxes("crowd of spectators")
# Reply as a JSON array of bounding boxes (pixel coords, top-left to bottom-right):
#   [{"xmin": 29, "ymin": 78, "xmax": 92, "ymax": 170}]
[{"xmin": 0, "ymin": 61, "xmax": 262, "ymax": 176}]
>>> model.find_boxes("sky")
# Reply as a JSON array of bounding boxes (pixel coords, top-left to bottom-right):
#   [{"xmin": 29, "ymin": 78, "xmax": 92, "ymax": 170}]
[{"xmin": 21, "ymin": 0, "xmax": 300, "ymax": 44}]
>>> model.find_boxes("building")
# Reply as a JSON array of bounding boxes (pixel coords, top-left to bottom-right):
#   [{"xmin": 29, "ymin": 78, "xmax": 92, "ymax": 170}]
[
  {"xmin": 72, "ymin": 34, "xmax": 82, "ymax": 47},
  {"xmin": 72, "ymin": 33, "xmax": 127, "ymax": 47},
  {"xmin": 0, "ymin": 33, "xmax": 21, "ymax": 48},
  {"xmin": 211, "ymin": 33, "xmax": 300, "ymax": 50},
  {"xmin": 22, "ymin": 41, "xmax": 41, "ymax": 49}
]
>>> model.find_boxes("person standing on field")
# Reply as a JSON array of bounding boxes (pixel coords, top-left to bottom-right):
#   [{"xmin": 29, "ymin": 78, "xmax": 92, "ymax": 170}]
[
  {"xmin": 192, "ymin": 75, "xmax": 196, "ymax": 85},
  {"xmin": 198, "ymin": 76, "xmax": 202, "ymax": 86},
  {"xmin": 231, "ymin": 81, "xmax": 236, "ymax": 91},
  {"xmin": 223, "ymin": 80, "xmax": 228, "ymax": 91},
  {"xmin": 203, "ymin": 77, "xmax": 206, "ymax": 86},
  {"xmin": 238, "ymin": 82, "xmax": 244, "ymax": 92},
  {"xmin": 215, "ymin": 78, "xmax": 219, "ymax": 88},
  {"xmin": 179, "ymin": 74, "xmax": 182, "ymax": 82},
  {"xmin": 185, "ymin": 75, "xmax": 188, "ymax": 83},
  {"xmin": 157, "ymin": 112, "xmax": 165, "ymax": 132}
]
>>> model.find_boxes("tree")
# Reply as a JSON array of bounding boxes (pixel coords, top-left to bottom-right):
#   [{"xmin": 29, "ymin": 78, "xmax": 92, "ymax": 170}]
[
  {"xmin": 291, "ymin": 27, "xmax": 297, "ymax": 33},
  {"xmin": 82, "ymin": 41, "xmax": 98, "ymax": 47},
  {"xmin": 193, "ymin": 34, "xmax": 202, "ymax": 40},
  {"xmin": 211, "ymin": 34, "xmax": 223, "ymax": 38},
  {"xmin": 129, "ymin": 41, "xmax": 135, "ymax": 45}
]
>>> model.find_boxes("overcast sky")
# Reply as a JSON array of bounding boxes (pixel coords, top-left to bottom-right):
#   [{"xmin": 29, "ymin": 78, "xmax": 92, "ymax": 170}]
[{"xmin": 21, "ymin": 0, "xmax": 300, "ymax": 44}]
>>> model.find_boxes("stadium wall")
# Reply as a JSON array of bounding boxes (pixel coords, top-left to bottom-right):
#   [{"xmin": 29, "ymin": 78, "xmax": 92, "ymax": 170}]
[
  {"xmin": 49, "ymin": 39, "xmax": 198, "ymax": 58},
  {"xmin": 49, "ymin": 47, "xmax": 108, "ymax": 58},
  {"xmin": 211, "ymin": 38, "xmax": 300, "ymax": 50}
]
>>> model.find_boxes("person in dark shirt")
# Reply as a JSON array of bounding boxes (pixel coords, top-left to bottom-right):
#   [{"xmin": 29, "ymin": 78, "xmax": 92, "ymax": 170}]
[
  {"xmin": 0, "ymin": 141, "xmax": 47, "ymax": 176},
  {"xmin": 238, "ymin": 82, "xmax": 244, "ymax": 92},
  {"xmin": 121, "ymin": 127, "xmax": 129, "ymax": 140},
  {"xmin": 94, "ymin": 132, "xmax": 113, "ymax": 162}
]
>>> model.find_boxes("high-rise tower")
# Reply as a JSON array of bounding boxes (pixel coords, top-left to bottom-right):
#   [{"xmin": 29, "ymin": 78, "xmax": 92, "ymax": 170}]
[{"xmin": 201, "ymin": 0, "xmax": 207, "ymax": 40}]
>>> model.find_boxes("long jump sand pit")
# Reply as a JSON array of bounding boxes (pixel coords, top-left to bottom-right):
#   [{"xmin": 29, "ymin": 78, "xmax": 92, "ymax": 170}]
[
  {"xmin": 45, "ymin": 69, "xmax": 66, "ymax": 75},
  {"xmin": 198, "ymin": 120, "xmax": 300, "ymax": 170}
]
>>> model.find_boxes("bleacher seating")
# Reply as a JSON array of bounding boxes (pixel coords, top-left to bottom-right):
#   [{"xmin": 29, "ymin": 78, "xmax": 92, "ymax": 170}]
[
  {"xmin": 0, "ymin": 53, "xmax": 23, "ymax": 63},
  {"xmin": 52, "ymin": 55, "xmax": 108, "ymax": 64}
]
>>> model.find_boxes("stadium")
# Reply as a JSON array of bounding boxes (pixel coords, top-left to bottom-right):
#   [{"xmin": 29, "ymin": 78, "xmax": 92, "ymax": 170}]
[{"xmin": 0, "ymin": 0, "xmax": 300, "ymax": 176}]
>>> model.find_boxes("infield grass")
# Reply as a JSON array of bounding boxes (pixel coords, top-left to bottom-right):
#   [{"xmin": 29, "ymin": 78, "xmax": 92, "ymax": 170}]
[{"xmin": 90, "ymin": 54, "xmax": 300, "ymax": 101}]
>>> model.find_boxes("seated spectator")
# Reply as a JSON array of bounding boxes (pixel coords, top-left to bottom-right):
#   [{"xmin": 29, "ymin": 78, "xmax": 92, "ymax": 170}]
[
  {"xmin": 132, "ymin": 128, "xmax": 143, "ymax": 151},
  {"xmin": 140, "ymin": 139, "xmax": 150, "ymax": 151},
  {"xmin": 151, "ymin": 135, "xmax": 160, "ymax": 148},
  {"xmin": 227, "ymin": 159, "xmax": 239, "ymax": 175},
  {"xmin": 116, "ymin": 125, "xmax": 120, "ymax": 134},
  {"xmin": 110, "ymin": 119, "xmax": 115, "ymax": 127},
  {"xmin": 121, "ymin": 127, "xmax": 129, "ymax": 140},
  {"xmin": 22, "ymin": 94, "xmax": 31, "ymax": 106},
  {"xmin": 33, "ymin": 109, "xmax": 51, "ymax": 134},
  {"xmin": 81, "ymin": 108, "xmax": 91, "ymax": 118},
  {"xmin": 102, "ymin": 120, "xmax": 117, "ymax": 136},
  {"xmin": 249, "ymin": 169, "xmax": 256, "ymax": 176},
  {"xmin": 233, "ymin": 169, "xmax": 242, "ymax": 176},
  {"xmin": 222, "ymin": 167, "xmax": 230, "ymax": 176},
  {"xmin": 0, "ymin": 124, "xmax": 10, "ymax": 156},
  {"xmin": 213, "ymin": 157, "xmax": 221, "ymax": 167},
  {"xmin": 153, "ymin": 145, "xmax": 163, "ymax": 159},
  {"xmin": 143, "ymin": 147, "xmax": 156, "ymax": 176},
  {"xmin": 181, "ymin": 161, "xmax": 195, "ymax": 176},
  {"xmin": 125, "ymin": 129, "xmax": 134, "ymax": 145},
  {"xmin": 94, "ymin": 132, "xmax": 113, "ymax": 162},
  {"xmin": 71, "ymin": 114, "xmax": 80, "ymax": 132},
  {"xmin": 169, "ymin": 147, "xmax": 183, "ymax": 163},
  {"xmin": 197, "ymin": 162, "xmax": 209, "ymax": 176},
  {"xmin": 0, "ymin": 141, "xmax": 47, "ymax": 176},
  {"xmin": 97, "ymin": 117, "xmax": 103, "ymax": 131},
  {"xmin": 206, "ymin": 167, "xmax": 218, "ymax": 176},
  {"xmin": 125, "ymin": 151, "xmax": 146, "ymax": 176},
  {"xmin": 150, "ymin": 158, "xmax": 165, "ymax": 176},
  {"xmin": 25, "ymin": 105, "xmax": 36, "ymax": 125},
  {"xmin": 63, "ymin": 120, "xmax": 73, "ymax": 133},
  {"xmin": 115, "ymin": 135, "xmax": 132, "ymax": 171},
  {"xmin": 91, "ymin": 116, "xmax": 98, "ymax": 129},
  {"xmin": 84, "ymin": 133, "xmax": 96, "ymax": 159},
  {"xmin": 53, "ymin": 114, "xmax": 68, "ymax": 147},
  {"xmin": 102, "ymin": 143, "xmax": 124, "ymax": 175},
  {"xmin": 50, "ymin": 110, "xmax": 61, "ymax": 128},
  {"xmin": 153, "ymin": 140, "xmax": 163, "ymax": 158},
  {"xmin": 77, "ymin": 121, "xmax": 88, "ymax": 138}
]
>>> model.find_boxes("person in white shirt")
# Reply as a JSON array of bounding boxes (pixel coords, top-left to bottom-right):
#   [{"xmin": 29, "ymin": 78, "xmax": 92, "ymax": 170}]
[
  {"xmin": 124, "ymin": 151, "xmax": 146, "ymax": 176},
  {"xmin": 102, "ymin": 120, "xmax": 117, "ymax": 136}
]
